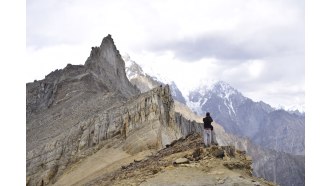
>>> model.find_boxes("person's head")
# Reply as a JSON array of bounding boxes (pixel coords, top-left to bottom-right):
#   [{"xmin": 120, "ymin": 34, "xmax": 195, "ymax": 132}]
[{"xmin": 206, "ymin": 112, "xmax": 210, "ymax": 117}]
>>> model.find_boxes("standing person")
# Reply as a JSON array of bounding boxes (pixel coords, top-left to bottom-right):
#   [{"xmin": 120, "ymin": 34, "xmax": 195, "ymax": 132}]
[{"xmin": 203, "ymin": 112, "xmax": 213, "ymax": 147}]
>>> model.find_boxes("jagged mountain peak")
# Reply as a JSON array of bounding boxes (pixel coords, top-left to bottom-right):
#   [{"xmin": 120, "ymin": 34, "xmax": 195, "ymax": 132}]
[
  {"xmin": 26, "ymin": 34, "xmax": 139, "ymax": 115},
  {"xmin": 192, "ymin": 80, "xmax": 242, "ymax": 99},
  {"xmin": 187, "ymin": 80, "xmax": 246, "ymax": 116},
  {"xmin": 83, "ymin": 34, "xmax": 138, "ymax": 97},
  {"xmin": 214, "ymin": 81, "xmax": 238, "ymax": 92},
  {"xmin": 85, "ymin": 34, "xmax": 123, "ymax": 69}
]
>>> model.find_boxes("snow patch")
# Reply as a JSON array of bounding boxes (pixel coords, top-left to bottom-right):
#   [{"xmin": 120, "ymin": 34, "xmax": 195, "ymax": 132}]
[
  {"xmin": 186, "ymin": 98, "xmax": 204, "ymax": 116},
  {"xmin": 276, "ymin": 104, "xmax": 305, "ymax": 113}
]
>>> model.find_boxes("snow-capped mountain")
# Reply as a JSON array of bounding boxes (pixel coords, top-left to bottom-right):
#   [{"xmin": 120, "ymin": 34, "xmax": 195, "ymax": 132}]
[
  {"xmin": 123, "ymin": 54, "xmax": 186, "ymax": 104},
  {"xmin": 187, "ymin": 81, "xmax": 250, "ymax": 116},
  {"xmin": 186, "ymin": 81, "xmax": 305, "ymax": 155},
  {"xmin": 123, "ymin": 55, "xmax": 146, "ymax": 81}
]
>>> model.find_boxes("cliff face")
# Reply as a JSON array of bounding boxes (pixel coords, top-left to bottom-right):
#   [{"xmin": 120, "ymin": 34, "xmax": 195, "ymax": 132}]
[{"xmin": 84, "ymin": 35, "xmax": 139, "ymax": 98}]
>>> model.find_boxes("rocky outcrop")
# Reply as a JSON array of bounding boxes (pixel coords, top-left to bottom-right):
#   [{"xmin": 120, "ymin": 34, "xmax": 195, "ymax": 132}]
[{"xmin": 85, "ymin": 133, "xmax": 275, "ymax": 186}]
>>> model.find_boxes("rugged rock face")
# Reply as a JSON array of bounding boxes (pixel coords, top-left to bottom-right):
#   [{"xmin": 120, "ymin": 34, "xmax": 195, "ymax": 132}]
[{"xmin": 84, "ymin": 35, "xmax": 139, "ymax": 98}]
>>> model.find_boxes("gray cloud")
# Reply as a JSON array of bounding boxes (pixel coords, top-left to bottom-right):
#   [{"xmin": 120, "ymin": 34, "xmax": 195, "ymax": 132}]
[
  {"xmin": 151, "ymin": 34, "xmax": 257, "ymax": 61},
  {"xmin": 148, "ymin": 26, "xmax": 304, "ymax": 63},
  {"xmin": 27, "ymin": 0, "xmax": 82, "ymax": 47}
]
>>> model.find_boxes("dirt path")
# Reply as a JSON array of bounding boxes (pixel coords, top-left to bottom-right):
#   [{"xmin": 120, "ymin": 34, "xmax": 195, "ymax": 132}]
[{"xmin": 140, "ymin": 161, "xmax": 258, "ymax": 186}]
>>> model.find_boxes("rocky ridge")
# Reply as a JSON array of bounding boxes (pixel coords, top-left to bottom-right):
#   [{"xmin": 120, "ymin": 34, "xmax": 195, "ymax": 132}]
[
  {"xmin": 27, "ymin": 79, "xmax": 225, "ymax": 186},
  {"xmin": 27, "ymin": 82, "xmax": 183, "ymax": 185}
]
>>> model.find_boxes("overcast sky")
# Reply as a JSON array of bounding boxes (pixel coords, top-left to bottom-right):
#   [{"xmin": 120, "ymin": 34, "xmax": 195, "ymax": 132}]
[{"xmin": 26, "ymin": 0, "xmax": 305, "ymax": 110}]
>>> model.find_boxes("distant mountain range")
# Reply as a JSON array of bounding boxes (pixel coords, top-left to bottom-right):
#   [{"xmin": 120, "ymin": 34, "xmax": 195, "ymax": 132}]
[{"xmin": 186, "ymin": 82, "xmax": 305, "ymax": 155}]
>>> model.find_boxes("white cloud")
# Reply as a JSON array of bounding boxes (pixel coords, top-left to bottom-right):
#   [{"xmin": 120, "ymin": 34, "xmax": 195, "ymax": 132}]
[
  {"xmin": 26, "ymin": 44, "xmax": 90, "ymax": 82},
  {"xmin": 247, "ymin": 60, "xmax": 265, "ymax": 79},
  {"xmin": 131, "ymin": 51, "xmax": 219, "ymax": 95}
]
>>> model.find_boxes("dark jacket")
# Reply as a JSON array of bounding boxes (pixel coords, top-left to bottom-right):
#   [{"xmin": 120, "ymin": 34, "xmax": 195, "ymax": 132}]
[{"xmin": 203, "ymin": 116, "xmax": 213, "ymax": 130}]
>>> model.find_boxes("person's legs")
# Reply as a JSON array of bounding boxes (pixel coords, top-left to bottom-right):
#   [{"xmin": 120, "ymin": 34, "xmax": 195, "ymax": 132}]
[
  {"xmin": 207, "ymin": 130, "xmax": 212, "ymax": 146},
  {"xmin": 211, "ymin": 130, "xmax": 218, "ymax": 145},
  {"xmin": 204, "ymin": 129, "xmax": 212, "ymax": 147},
  {"xmin": 203, "ymin": 129, "xmax": 208, "ymax": 147}
]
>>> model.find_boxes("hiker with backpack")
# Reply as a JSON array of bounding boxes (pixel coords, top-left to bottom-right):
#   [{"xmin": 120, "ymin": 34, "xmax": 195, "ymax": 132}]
[{"xmin": 203, "ymin": 112, "xmax": 213, "ymax": 147}]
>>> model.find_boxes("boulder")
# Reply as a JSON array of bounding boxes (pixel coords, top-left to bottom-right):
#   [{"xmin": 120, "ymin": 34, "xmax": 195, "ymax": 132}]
[{"xmin": 174, "ymin": 158, "xmax": 189, "ymax": 164}]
